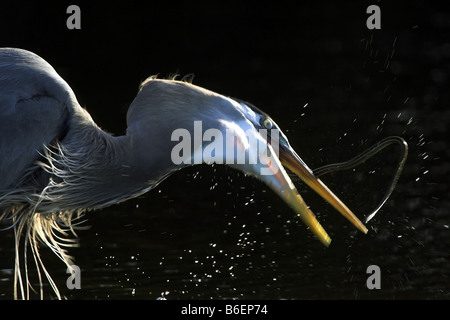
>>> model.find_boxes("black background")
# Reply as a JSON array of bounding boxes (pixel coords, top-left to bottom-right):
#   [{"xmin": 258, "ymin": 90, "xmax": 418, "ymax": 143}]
[{"xmin": 0, "ymin": 1, "xmax": 449, "ymax": 302}]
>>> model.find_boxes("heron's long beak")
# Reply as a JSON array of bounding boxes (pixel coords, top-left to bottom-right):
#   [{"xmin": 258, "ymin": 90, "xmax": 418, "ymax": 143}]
[
  {"xmin": 220, "ymin": 117, "xmax": 366, "ymax": 246},
  {"xmin": 253, "ymin": 144, "xmax": 332, "ymax": 246},
  {"xmin": 278, "ymin": 144, "xmax": 368, "ymax": 235}
]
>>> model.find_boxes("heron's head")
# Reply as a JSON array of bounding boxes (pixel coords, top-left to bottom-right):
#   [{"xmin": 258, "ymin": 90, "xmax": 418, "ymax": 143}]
[{"xmin": 127, "ymin": 78, "xmax": 367, "ymax": 246}]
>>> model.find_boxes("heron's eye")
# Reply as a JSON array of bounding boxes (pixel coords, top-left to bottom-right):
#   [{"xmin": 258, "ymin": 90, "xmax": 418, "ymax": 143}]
[{"xmin": 262, "ymin": 118, "xmax": 273, "ymax": 129}]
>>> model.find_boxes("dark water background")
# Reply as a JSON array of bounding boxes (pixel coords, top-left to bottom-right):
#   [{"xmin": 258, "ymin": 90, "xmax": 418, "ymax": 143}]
[{"xmin": 0, "ymin": 1, "xmax": 449, "ymax": 300}]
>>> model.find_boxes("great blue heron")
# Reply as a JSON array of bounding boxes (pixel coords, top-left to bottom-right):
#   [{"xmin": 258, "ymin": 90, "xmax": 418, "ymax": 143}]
[{"xmin": 0, "ymin": 48, "xmax": 372, "ymax": 299}]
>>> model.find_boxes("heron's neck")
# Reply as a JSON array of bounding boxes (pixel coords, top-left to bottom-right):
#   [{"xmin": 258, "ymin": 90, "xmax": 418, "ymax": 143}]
[{"xmin": 39, "ymin": 122, "xmax": 167, "ymax": 212}]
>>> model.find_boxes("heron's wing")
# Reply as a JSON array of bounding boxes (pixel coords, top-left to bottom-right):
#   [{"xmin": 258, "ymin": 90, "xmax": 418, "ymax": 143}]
[
  {"xmin": 0, "ymin": 95, "xmax": 68, "ymax": 190},
  {"xmin": 0, "ymin": 48, "xmax": 70, "ymax": 190}
]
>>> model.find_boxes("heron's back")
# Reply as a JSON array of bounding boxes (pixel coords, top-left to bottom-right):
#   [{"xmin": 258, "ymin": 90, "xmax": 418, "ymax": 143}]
[{"xmin": 0, "ymin": 48, "xmax": 73, "ymax": 190}]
